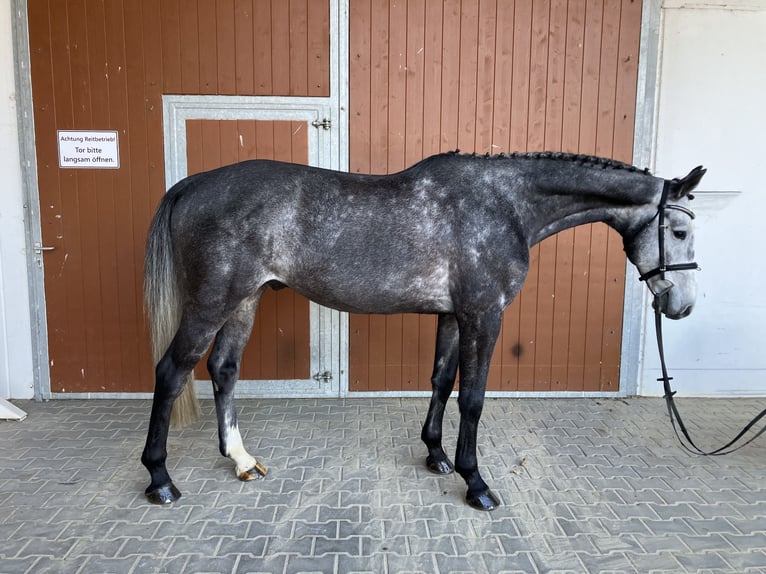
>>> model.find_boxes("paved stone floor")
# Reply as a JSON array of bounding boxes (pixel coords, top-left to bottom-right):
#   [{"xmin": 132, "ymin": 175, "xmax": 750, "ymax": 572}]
[{"xmin": 1, "ymin": 397, "xmax": 766, "ymax": 573}]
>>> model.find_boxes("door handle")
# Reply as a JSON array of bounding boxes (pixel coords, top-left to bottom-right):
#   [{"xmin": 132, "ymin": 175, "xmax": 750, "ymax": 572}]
[{"xmin": 33, "ymin": 243, "xmax": 56, "ymax": 254}]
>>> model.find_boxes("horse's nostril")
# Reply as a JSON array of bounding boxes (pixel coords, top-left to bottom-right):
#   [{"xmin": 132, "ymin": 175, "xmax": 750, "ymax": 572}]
[{"xmin": 669, "ymin": 304, "xmax": 693, "ymax": 320}]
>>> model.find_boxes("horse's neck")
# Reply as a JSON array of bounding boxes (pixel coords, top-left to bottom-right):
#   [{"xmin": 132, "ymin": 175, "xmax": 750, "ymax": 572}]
[{"xmin": 507, "ymin": 163, "xmax": 661, "ymax": 246}]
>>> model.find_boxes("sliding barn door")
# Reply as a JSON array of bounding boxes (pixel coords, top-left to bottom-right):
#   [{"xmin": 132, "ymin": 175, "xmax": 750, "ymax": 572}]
[{"xmin": 348, "ymin": 0, "xmax": 642, "ymax": 394}]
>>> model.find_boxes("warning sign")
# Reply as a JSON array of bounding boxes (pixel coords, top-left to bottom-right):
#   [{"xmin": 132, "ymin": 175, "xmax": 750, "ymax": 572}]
[{"xmin": 58, "ymin": 130, "xmax": 120, "ymax": 169}]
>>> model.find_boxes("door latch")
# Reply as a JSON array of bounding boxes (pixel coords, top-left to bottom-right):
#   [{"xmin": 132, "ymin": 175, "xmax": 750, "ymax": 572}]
[
  {"xmin": 311, "ymin": 118, "xmax": 332, "ymax": 130},
  {"xmin": 312, "ymin": 371, "xmax": 333, "ymax": 383}
]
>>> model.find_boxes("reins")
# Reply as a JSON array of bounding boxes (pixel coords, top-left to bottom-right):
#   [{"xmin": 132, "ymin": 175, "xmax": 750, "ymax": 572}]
[{"xmin": 646, "ymin": 180, "xmax": 766, "ymax": 455}]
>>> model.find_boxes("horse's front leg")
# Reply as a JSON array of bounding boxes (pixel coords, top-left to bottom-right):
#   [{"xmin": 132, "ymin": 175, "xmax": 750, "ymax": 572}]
[
  {"xmin": 208, "ymin": 296, "xmax": 267, "ymax": 481},
  {"xmin": 454, "ymin": 309, "xmax": 503, "ymax": 511},
  {"xmin": 421, "ymin": 313, "xmax": 460, "ymax": 474}
]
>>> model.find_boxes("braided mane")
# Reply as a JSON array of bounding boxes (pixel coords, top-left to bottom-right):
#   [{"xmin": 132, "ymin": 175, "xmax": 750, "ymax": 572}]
[{"xmin": 446, "ymin": 149, "xmax": 652, "ymax": 176}]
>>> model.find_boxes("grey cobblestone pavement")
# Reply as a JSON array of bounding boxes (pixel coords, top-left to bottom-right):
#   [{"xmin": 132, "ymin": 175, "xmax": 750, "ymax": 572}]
[{"xmin": 1, "ymin": 397, "xmax": 766, "ymax": 573}]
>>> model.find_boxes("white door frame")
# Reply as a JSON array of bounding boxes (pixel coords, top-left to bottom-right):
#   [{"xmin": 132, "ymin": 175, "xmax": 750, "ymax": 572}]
[{"xmin": 162, "ymin": 95, "xmax": 345, "ymax": 398}]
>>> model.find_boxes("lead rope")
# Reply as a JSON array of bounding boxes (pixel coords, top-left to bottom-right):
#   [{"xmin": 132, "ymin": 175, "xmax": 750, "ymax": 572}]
[{"xmin": 654, "ymin": 294, "xmax": 766, "ymax": 455}]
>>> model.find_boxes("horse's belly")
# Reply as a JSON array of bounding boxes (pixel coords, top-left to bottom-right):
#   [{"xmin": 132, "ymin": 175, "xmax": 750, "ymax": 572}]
[{"xmin": 290, "ymin": 278, "xmax": 454, "ymax": 315}]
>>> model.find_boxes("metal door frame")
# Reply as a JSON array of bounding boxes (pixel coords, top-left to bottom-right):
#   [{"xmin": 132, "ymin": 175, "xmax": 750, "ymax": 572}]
[{"xmin": 163, "ymin": 95, "xmax": 344, "ymax": 398}]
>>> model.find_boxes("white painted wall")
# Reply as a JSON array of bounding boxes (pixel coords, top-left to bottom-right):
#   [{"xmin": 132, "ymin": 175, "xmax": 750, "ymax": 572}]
[
  {"xmin": 640, "ymin": 1, "xmax": 766, "ymax": 396},
  {"xmin": 0, "ymin": 0, "xmax": 35, "ymax": 399}
]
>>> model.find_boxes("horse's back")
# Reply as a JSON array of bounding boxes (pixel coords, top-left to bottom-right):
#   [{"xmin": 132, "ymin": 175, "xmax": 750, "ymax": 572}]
[{"xmin": 161, "ymin": 156, "xmax": 527, "ymax": 315}]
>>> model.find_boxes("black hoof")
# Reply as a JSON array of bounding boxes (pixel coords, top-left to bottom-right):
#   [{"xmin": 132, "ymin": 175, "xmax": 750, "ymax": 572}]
[
  {"xmin": 145, "ymin": 482, "xmax": 181, "ymax": 505},
  {"xmin": 466, "ymin": 489, "xmax": 500, "ymax": 511},
  {"xmin": 426, "ymin": 456, "xmax": 455, "ymax": 475},
  {"xmin": 238, "ymin": 460, "xmax": 268, "ymax": 482}
]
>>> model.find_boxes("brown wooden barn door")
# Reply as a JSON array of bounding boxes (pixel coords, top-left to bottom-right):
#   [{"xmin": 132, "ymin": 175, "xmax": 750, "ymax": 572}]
[
  {"xmin": 27, "ymin": 0, "xmax": 337, "ymax": 396},
  {"xmin": 347, "ymin": 0, "xmax": 643, "ymax": 394}
]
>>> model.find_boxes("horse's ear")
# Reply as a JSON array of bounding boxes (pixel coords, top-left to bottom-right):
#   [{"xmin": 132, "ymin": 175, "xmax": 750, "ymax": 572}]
[{"xmin": 671, "ymin": 166, "xmax": 706, "ymax": 198}]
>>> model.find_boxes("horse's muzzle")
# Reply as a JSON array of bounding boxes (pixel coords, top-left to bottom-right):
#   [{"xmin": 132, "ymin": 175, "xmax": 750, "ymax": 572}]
[{"xmin": 651, "ymin": 281, "xmax": 694, "ymax": 320}]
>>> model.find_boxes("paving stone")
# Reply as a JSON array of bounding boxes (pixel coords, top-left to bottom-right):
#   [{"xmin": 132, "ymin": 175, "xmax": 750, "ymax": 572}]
[{"xmin": 2, "ymin": 397, "xmax": 766, "ymax": 574}]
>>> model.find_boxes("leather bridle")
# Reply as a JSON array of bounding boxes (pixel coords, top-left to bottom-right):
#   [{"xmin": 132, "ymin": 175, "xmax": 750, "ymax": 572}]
[
  {"xmin": 637, "ymin": 179, "xmax": 699, "ymax": 287},
  {"xmin": 644, "ymin": 180, "xmax": 766, "ymax": 455}
]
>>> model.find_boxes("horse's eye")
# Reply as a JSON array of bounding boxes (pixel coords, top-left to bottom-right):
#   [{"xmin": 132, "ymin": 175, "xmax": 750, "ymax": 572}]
[{"xmin": 673, "ymin": 230, "xmax": 687, "ymax": 240}]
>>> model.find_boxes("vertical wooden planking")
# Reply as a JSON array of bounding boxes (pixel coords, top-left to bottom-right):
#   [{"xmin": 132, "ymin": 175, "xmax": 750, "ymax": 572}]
[
  {"xmin": 440, "ymin": 0, "xmax": 461, "ymax": 151},
  {"xmin": 270, "ymin": 0, "xmax": 290, "ymax": 94},
  {"xmin": 201, "ymin": 120, "xmax": 222, "ymax": 171},
  {"xmin": 456, "ymin": 0, "xmax": 478, "ymax": 153},
  {"xmin": 160, "ymin": 0, "xmax": 182, "ymax": 93},
  {"xmin": 613, "ymin": 0, "xmax": 641, "ymax": 163},
  {"xmin": 350, "ymin": 319, "xmax": 370, "ymax": 391},
  {"xmin": 107, "ymin": 0, "xmax": 150, "ymax": 390},
  {"xmin": 289, "ymin": 0, "xmax": 309, "ymax": 96},
  {"xmin": 185, "ymin": 120, "xmax": 204, "ymax": 175},
  {"xmin": 475, "ymin": 0, "xmax": 497, "ymax": 156},
  {"xmin": 254, "ymin": 0, "xmax": 273, "ymax": 94},
  {"xmin": 422, "ymin": 1, "xmax": 443, "ymax": 156},
  {"xmin": 307, "ymin": 0, "xmax": 330, "ymax": 96},
  {"xmin": 388, "ymin": 0, "xmax": 406, "ymax": 172},
  {"xmin": 48, "ymin": 0, "xmax": 82, "ymax": 391},
  {"xmin": 217, "ymin": 0, "xmax": 237, "ymax": 95},
  {"xmin": 235, "ymin": 0, "xmax": 254, "ymax": 94},
  {"xmin": 197, "ymin": 1, "xmax": 218, "ymax": 94},
  {"xmin": 349, "ymin": 0, "xmax": 371, "ymax": 173},
  {"xmin": 87, "ymin": 0, "xmax": 125, "ymax": 390},
  {"xmin": 179, "ymin": 0, "xmax": 200, "ymax": 93},
  {"xmin": 405, "ymin": 0, "xmax": 425, "ymax": 166},
  {"xmin": 369, "ymin": 0, "xmax": 388, "ymax": 173},
  {"xmin": 66, "ymin": 0, "xmax": 103, "ymax": 391},
  {"xmin": 368, "ymin": 315, "xmax": 387, "ymax": 391}
]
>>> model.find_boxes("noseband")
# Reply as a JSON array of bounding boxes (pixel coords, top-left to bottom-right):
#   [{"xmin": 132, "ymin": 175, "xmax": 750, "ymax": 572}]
[{"xmin": 637, "ymin": 179, "xmax": 699, "ymax": 286}]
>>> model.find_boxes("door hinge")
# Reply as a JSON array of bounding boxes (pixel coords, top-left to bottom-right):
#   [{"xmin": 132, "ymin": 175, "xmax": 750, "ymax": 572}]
[
  {"xmin": 311, "ymin": 118, "xmax": 332, "ymax": 130},
  {"xmin": 313, "ymin": 370, "xmax": 333, "ymax": 383}
]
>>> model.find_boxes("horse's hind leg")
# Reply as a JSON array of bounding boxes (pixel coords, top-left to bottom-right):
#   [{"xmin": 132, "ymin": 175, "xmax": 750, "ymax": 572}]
[
  {"xmin": 421, "ymin": 314, "xmax": 459, "ymax": 474},
  {"xmin": 207, "ymin": 292, "xmax": 267, "ymax": 481},
  {"xmin": 142, "ymin": 313, "xmax": 221, "ymax": 504}
]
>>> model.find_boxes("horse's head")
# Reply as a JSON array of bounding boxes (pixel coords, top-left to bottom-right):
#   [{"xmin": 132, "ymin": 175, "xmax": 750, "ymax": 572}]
[{"xmin": 625, "ymin": 166, "xmax": 706, "ymax": 320}]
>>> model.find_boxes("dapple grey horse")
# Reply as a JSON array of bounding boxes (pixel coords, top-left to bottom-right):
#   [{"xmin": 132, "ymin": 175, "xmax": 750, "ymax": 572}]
[{"xmin": 142, "ymin": 151, "xmax": 704, "ymax": 510}]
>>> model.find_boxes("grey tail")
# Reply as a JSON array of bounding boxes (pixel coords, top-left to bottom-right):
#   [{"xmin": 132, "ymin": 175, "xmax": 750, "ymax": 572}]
[{"xmin": 144, "ymin": 184, "xmax": 199, "ymax": 427}]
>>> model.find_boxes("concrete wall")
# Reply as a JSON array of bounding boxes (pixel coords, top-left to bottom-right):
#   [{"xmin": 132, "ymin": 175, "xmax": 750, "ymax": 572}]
[
  {"xmin": 0, "ymin": 0, "xmax": 35, "ymax": 399},
  {"xmin": 640, "ymin": 0, "xmax": 766, "ymax": 396}
]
